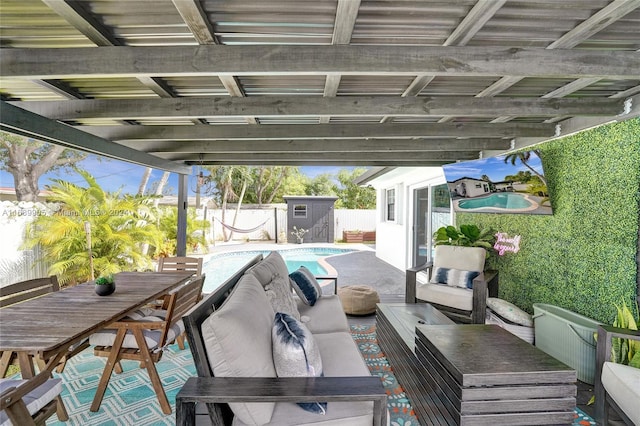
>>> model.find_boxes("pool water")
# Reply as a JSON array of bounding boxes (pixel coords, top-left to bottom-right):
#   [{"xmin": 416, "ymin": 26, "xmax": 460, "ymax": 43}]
[
  {"xmin": 202, "ymin": 247, "xmax": 354, "ymax": 293},
  {"xmin": 458, "ymin": 193, "xmax": 532, "ymax": 210}
]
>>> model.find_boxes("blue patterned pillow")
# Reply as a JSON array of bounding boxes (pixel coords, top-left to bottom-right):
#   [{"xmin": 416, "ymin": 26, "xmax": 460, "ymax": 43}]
[
  {"xmin": 289, "ymin": 266, "xmax": 322, "ymax": 306},
  {"xmin": 272, "ymin": 312, "xmax": 326, "ymax": 415},
  {"xmin": 430, "ymin": 267, "xmax": 480, "ymax": 289}
]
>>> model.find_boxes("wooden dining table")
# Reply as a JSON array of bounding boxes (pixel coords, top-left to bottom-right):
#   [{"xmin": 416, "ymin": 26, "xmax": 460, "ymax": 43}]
[{"xmin": 0, "ymin": 271, "xmax": 193, "ymax": 417}]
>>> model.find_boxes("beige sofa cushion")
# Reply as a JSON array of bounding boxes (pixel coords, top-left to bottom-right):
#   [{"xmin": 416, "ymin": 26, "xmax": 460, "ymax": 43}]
[
  {"xmin": 602, "ymin": 361, "xmax": 640, "ymax": 425},
  {"xmin": 202, "ymin": 274, "xmax": 277, "ymax": 426},
  {"xmin": 233, "ymin": 331, "xmax": 374, "ymax": 426},
  {"xmin": 247, "ymin": 251, "xmax": 300, "ymax": 320},
  {"xmin": 296, "ymin": 295, "xmax": 350, "ymax": 334}
]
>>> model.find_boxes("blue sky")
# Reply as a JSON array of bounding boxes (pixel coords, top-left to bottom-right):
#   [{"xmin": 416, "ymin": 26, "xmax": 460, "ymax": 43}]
[
  {"xmin": 442, "ymin": 153, "xmax": 544, "ymax": 183},
  {"xmin": 0, "ymin": 154, "xmax": 352, "ymax": 196}
]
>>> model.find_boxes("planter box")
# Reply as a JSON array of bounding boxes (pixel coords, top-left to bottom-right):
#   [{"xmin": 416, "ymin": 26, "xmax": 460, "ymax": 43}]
[
  {"xmin": 533, "ymin": 303, "xmax": 602, "ymax": 384},
  {"xmin": 343, "ymin": 231, "xmax": 364, "ymax": 243},
  {"xmin": 342, "ymin": 230, "xmax": 376, "ymax": 243}
]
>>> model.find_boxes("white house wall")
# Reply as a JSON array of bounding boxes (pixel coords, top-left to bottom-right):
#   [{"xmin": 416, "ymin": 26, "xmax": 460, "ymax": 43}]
[{"xmin": 366, "ymin": 167, "xmax": 447, "ymax": 271}]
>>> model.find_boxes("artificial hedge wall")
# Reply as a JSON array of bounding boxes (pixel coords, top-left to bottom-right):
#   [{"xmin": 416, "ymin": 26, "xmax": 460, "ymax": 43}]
[{"xmin": 458, "ymin": 118, "xmax": 640, "ymax": 323}]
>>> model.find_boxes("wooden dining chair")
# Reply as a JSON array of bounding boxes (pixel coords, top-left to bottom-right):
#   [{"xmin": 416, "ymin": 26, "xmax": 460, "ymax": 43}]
[
  {"xmin": 156, "ymin": 256, "xmax": 204, "ymax": 348},
  {"xmin": 89, "ymin": 274, "xmax": 206, "ymax": 415},
  {"xmin": 0, "ymin": 370, "xmax": 67, "ymax": 426},
  {"xmin": 0, "ymin": 276, "xmax": 89, "ymax": 377},
  {"xmin": 157, "ymin": 256, "xmax": 203, "ymax": 275}
]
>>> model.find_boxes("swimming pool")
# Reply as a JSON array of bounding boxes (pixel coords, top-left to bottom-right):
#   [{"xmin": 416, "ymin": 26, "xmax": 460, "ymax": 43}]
[
  {"xmin": 202, "ymin": 247, "xmax": 354, "ymax": 293},
  {"xmin": 458, "ymin": 193, "xmax": 533, "ymax": 210}
]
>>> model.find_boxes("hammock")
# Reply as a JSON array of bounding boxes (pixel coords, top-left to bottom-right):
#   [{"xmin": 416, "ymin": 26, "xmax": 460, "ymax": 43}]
[{"xmin": 213, "ymin": 217, "xmax": 269, "ymax": 234}]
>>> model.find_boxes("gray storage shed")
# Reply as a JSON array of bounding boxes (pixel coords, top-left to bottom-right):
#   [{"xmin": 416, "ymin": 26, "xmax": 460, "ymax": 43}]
[{"xmin": 284, "ymin": 196, "xmax": 338, "ymax": 243}]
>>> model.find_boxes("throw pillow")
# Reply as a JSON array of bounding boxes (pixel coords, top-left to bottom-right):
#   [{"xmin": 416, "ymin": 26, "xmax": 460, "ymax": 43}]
[
  {"xmin": 272, "ymin": 312, "xmax": 326, "ymax": 415},
  {"xmin": 289, "ymin": 266, "xmax": 322, "ymax": 306},
  {"xmin": 265, "ymin": 274, "xmax": 301, "ymax": 320},
  {"xmin": 487, "ymin": 297, "xmax": 533, "ymax": 327},
  {"xmin": 430, "ymin": 267, "xmax": 480, "ymax": 289}
]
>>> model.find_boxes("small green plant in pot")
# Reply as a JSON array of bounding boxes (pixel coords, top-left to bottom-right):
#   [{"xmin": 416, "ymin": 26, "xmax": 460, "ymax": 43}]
[
  {"xmin": 433, "ymin": 224, "xmax": 495, "ymax": 250},
  {"xmin": 95, "ymin": 274, "xmax": 116, "ymax": 296}
]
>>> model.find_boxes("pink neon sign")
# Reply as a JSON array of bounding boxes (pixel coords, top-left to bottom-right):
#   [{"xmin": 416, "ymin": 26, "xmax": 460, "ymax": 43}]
[{"xmin": 494, "ymin": 232, "xmax": 521, "ymax": 256}]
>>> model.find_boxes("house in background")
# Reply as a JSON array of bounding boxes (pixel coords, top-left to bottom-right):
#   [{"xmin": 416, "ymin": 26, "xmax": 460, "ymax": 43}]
[
  {"xmin": 356, "ymin": 167, "xmax": 452, "ymax": 272},
  {"xmin": 448, "ymin": 177, "xmax": 491, "ymax": 198}
]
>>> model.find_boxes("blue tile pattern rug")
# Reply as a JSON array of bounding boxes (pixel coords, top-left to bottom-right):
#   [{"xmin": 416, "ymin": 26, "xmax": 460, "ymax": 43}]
[
  {"xmin": 47, "ymin": 343, "xmax": 195, "ymax": 425},
  {"xmin": 43, "ymin": 327, "xmax": 596, "ymax": 425},
  {"xmin": 349, "ymin": 324, "xmax": 596, "ymax": 426}
]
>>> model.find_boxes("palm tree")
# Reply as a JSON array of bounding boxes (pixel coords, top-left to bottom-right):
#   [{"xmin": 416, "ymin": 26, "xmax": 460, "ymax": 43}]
[
  {"xmin": 503, "ymin": 149, "xmax": 547, "ymax": 186},
  {"xmin": 23, "ymin": 170, "xmax": 162, "ymax": 285}
]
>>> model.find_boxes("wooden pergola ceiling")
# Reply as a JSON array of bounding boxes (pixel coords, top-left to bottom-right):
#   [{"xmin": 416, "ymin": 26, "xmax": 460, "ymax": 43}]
[{"xmin": 1, "ymin": 0, "xmax": 639, "ymax": 172}]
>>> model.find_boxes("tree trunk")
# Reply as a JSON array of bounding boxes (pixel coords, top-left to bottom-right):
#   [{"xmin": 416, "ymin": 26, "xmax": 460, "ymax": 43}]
[
  {"xmin": 138, "ymin": 167, "xmax": 152, "ymax": 195},
  {"xmin": 6, "ymin": 141, "xmax": 66, "ymax": 202},
  {"xmin": 152, "ymin": 171, "xmax": 170, "ymax": 207}
]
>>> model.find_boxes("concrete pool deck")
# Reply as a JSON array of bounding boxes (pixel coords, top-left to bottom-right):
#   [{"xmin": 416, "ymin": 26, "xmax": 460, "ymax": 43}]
[{"xmin": 201, "ymin": 241, "xmax": 406, "ymax": 295}]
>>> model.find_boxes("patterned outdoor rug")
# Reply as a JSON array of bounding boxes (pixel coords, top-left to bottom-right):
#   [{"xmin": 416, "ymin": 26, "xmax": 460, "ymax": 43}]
[
  {"xmin": 43, "ymin": 326, "xmax": 596, "ymax": 425},
  {"xmin": 349, "ymin": 324, "xmax": 596, "ymax": 426}
]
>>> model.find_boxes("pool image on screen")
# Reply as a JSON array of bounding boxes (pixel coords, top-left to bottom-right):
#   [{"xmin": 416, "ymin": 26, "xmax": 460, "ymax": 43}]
[{"xmin": 442, "ymin": 151, "xmax": 553, "ymax": 215}]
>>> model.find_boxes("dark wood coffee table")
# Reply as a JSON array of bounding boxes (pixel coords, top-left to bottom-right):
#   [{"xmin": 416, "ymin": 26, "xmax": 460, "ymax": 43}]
[
  {"xmin": 376, "ymin": 303, "xmax": 455, "ymax": 425},
  {"xmin": 416, "ymin": 324, "xmax": 577, "ymax": 425}
]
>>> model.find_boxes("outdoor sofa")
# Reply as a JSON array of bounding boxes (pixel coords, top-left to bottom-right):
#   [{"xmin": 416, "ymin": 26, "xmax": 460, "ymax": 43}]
[{"xmin": 178, "ymin": 251, "xmax": 387, "ymax": 426}]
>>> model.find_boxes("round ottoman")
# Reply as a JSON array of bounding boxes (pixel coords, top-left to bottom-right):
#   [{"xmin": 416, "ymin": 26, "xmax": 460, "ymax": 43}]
[{"xmin": 338, "ymin": 285, "xmax": 380, "ymax": 315}]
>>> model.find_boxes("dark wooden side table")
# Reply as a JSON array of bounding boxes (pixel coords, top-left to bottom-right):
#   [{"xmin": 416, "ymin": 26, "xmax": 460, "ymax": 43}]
[
  {"xmin": 416, "ymin": 324, "xmax": 577, "ymax": 425},
  {"xmin": 376, "ymin": 303, "xmax": 455, "ymax": 425}
]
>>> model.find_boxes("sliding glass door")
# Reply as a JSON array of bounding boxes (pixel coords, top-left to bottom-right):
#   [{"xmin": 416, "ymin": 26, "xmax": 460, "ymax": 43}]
[{"xmin": 411, "ymin": 183, "xmax": 451, "ymax": 267}]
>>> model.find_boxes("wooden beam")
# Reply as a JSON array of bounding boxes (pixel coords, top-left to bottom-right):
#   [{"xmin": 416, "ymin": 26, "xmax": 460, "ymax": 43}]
[
  {"xmin": 32, "ymin": 79, "xmax": 86, "ymax": 99},
  {"xmin": 0, "ymin": 102, "xmax": 191, "ymax": 174},
  {"xmin": 185, "ymin": 159, "xmax": 457, "ymax": 167},
  {"xmin": 164, "ymin": 151, "xmax": 478, "ymax": 163},
  {"xmin": 171, "ymin": 0, "xmax": 217, "ymax": 44},
  {"xmin": 443, "ymin": 0, "xmax": 507, "ymax": 46},
  {"xmin": 13, "ymin": 96, "xmax": 625, "ymax": 120},
  {"xmin": 547, "ymin": 0, "xmax": 640, "ymax": 49},
  {"xmin": 138, "ymin": 138, "xmax": 511, "ymax": 153},
  {"xmin": 541, "ymin": 77, "xmax": 602, "ymax": 99},
  {"xmin": 78, "ymin": 122, "xmax": 555, "ymax": 141},
  {"xmin": 41, "ymin": 0, "xmax": 119, "ymax": 46},
  {"xmin": 3, "ymin": 46, "xmax": 638, "ymax": 79},
  {"xmin": 332, "ymin": 0, "xmax": 360, "ymax": 44}
]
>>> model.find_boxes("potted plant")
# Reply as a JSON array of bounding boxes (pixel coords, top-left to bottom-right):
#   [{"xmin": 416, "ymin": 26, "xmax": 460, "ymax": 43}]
[
  {"xmin": 95, "ymin": 274, "xmax": 116, "ymax": 296},
  {"xmin": 291, "ymin": 226, "xmax": 309, "ymax": 244},
  {"xmin": 433, "ymin": 224, "xmax": 495, "ymax": 250}
]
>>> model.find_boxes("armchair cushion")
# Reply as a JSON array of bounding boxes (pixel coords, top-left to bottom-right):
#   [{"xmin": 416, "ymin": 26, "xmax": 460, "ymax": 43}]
[
  {"xmin": 416, "ymin": 282, "xmax": 474, "ymax": 311},
  {"xmin": 430, "ymin": 267, "xmax": 480, "ymax": 289},
  {"xmin": 201, "ymin": 274, "xmax": 277, "ymax": 426},
  {"xmin": 272, "ymin": 312, "xmax": 326, "ymax": 415},
  {"xmin": 89, "ymin": 315, "xmax": 184, "ymax": 350},
  {"xmin": 0, "ymin": 377, "xmax": 62, "ymax": 426},
  {"xmin": 601, "ymin": 362, "xmax": 640, "ymax": 425},
  {"xmin": 289, "ymin": 267, "xmax": 322, "ymax": 306}
]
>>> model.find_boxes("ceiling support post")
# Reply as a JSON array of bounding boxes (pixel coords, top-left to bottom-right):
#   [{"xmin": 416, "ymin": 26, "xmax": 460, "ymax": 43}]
[{"xmin": 176, "ymin": 174, "xmax": 188, "ymax": 257}]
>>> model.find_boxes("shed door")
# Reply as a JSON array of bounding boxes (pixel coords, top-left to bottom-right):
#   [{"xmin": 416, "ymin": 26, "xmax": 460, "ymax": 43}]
[{"xmin": 311, "ymin": 203, "xmax": 330, "ymax": 243}]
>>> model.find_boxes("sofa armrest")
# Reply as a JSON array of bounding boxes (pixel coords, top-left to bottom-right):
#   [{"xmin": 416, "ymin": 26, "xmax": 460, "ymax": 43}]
[
  {"xmin": 405, "ymin": 261, "xmax": 433, "ymax": 303},
  {"xmin": 594, "ymin": 324, "xmax": 640, "ymax": 424},
  {"xmin": 176, "ymin": 376, "xmax": 387, "ymax": 426},
  {"xmin": 314, "ymin": 275, "xmax": 338, "ymax": 294}
]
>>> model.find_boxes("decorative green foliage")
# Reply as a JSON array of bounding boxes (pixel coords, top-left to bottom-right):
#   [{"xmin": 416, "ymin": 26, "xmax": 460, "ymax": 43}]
[
  {"xmin": 95, "ymin": 274, "xmax": 114, "ymax": 285},
  {"xmin": 611, "ymin": 301, "xmax": 640, "ymax": 368},
  {"xmin": 433, "ymin": 224, "xmax": 495, "ymax": 250},
  {"xmin": 458, "ymin": 119, "xmax": 640, "ymax": 322}
]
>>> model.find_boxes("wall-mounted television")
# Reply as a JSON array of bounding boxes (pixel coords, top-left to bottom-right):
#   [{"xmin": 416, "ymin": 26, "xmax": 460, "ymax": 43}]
[{"xmin": 442, "ymin": 151, "xmax": 553, "ymax": 215}]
